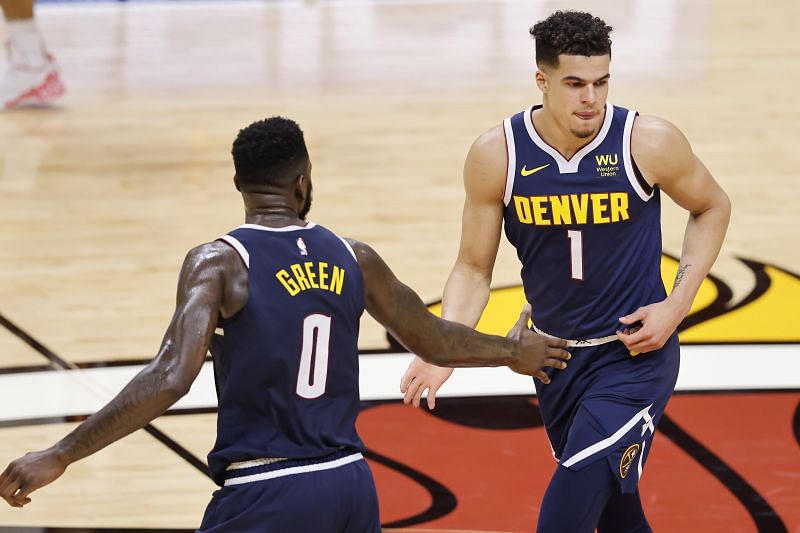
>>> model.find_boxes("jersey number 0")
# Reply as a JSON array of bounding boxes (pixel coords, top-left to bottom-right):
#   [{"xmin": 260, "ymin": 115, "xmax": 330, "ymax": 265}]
[{"xmin": 296, "ymin": 314, "xmax": 332, "ymax": 399}]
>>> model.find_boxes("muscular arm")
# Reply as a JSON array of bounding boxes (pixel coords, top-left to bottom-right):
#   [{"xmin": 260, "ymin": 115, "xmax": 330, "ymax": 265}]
[
  {"xmin": 55, "ymin": 244, "xmax": 229, "ymax": 462},
  {"xmin": 0, "ymin": 242, "xmax": 241, "ymax": 507},
  {"xmin": 352, "ymin": 240, "xmax": 519, "ymax": 367},
  {"xmin": 441, "ymin": 125, "xmax": 508, "ymax": 326},
  {"xmin": 398, "ymin": 125, "xmax": 510, "ymax": 407},
  {"xmin": 618, "ymin": 116, "xmax": 731, "ymax": 351}
]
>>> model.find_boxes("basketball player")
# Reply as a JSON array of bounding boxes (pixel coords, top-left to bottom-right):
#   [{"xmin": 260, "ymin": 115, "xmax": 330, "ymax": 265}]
[
  {"xmin": 1, "ymin": 0, "xmax": 64, "ymax": 109},
  {"xmin": 400, "ymin": 11, "xmax": 731, "ymax": 532},
  {"xmin": 0, "ymin": 117, "xmax": 570, "ymax": 532}
]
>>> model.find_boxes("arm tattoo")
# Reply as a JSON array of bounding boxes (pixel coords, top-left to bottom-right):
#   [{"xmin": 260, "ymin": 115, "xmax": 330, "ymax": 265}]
[
  {"xmin": 59, "ymin": 367, "xmax": 172, "ymax": 463},
  {"xmin": 673, "ymin": 263, "xmax": 691, "ymax": 290}
]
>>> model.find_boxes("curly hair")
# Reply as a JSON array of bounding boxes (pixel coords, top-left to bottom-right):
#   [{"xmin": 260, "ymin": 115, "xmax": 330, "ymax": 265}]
[
  {"xmin": 529, "ymin": 11, "xmax": 613, "ymax": 69},
  {"xmin": 232, "ymin": 116, "xmax": 309, "ymax": 190}
]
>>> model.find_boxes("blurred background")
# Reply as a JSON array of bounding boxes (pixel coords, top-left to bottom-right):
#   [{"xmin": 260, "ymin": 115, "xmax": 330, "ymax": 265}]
[{"xmin": 0, "ymin": 0, "xmax": 798, "ymax": 531}]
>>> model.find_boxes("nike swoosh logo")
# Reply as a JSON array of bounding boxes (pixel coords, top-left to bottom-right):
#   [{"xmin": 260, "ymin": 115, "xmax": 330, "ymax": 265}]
[{"xmin": 520, "ymin": 164, "xmax": 550, "ymax": 176}]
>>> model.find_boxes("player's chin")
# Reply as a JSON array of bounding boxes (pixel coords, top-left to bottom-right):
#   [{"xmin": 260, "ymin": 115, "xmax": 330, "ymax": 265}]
[{"xmin": 569, "ymin": 122, "xmax": 597, "ymax": 139}]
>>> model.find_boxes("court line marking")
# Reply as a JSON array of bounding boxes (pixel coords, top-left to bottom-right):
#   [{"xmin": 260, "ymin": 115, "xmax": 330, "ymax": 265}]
[{"xmin": 0, "ymin": 345, "xmax": 797, "ymax": 423}]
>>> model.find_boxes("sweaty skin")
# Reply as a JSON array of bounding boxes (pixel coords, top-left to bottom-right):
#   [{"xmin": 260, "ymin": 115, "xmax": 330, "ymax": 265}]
[
  {"xmin": 0, "ymin": 175, "xmax": 570, "ymax": 508},
  {"xmin": 400, "ymin": 53, "xmax": 730, "ymax": 408}
]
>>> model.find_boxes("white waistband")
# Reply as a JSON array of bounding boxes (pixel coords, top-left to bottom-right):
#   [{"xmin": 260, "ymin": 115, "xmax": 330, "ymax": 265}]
[
  {"xmin": 531, "ymin": 322, "xmax": 618, "ymax": 347},
  {"xmin": 227, "ymin": 457, "xmax": 288, "ymax": 471},
  {"xmin": 224, "ymin": 452, "xmax": 364, "ymax": 487}
]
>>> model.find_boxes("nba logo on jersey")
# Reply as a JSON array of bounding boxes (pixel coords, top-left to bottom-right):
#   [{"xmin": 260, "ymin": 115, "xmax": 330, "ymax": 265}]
[{"xmin": 296, "ymin": 237, "xmax": 308, "ymax": 256}]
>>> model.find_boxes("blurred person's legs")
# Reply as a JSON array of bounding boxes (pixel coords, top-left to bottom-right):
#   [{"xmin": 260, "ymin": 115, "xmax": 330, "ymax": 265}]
[{"xmin": 1, "ymin": 0, "xmax": 64, "ymax": 109}]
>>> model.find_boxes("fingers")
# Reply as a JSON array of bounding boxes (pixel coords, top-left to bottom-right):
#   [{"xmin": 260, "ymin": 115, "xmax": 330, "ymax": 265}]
[
  {"xmin": 616, "ymin": 326, "xmax": 647, "ymax": 348},
  {"xmin": 0, "ymin": 465, "xmax": 16, "ymax": 500},
  {"xmin": 8, "ymin": 485, "xmax": 32, "ymax": 508},
  {"xmin": 543, "ymin": 357, "xmax": 568, "ymax": 370},
  {"xmin": 402, "ymin": 377, "xmax": 423, "ymax": 405},
  {"xmin": 411, "ymin": 381, "xmax": 428, "ymax": 408},
  {"xmin": 547, "ymin": 347, "xmax": 571, "ymax": 360},
  {"xmin": 619, "ymin": 307, "xmax": 646, "ymax": 325},
  {"xmin": 547, "ymin": 337, "xmax": 569, "ymax": 349},
  {"xmin": 426, "ymin": 383, "xmax": 440, "ymax": 410},
  {"xmin": 400, "ymin": 358, "xmax": 423, "ymax": 393},
  {"xmin": 533, "ymin": 370, "xmax": 551, "ymax": 385},
  {"xmin": 616, "ymin": 328, "xmax": 664, "ymax": 355},
  {"xmin": 399, "ymin": 370, "xmax": 412, "ymax": 394},
  {"xmin": 0, "ymin": 474, "xmax": 21, "ymax": 508},
  {"xmin": 508, "ymin": 304, "xmax": 533, "ymax": 339}
]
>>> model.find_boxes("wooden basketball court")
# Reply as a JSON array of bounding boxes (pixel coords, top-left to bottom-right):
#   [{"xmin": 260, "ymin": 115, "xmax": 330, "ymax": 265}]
[{"xmin": 0, "ymin": 0, "xmax": 798, "ymax": 531}]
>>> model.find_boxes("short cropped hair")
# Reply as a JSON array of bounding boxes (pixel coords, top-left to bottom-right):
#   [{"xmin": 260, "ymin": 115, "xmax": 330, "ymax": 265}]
[
  {"xmin": 232, "ymin": 116, "xmax": 309, "ymax": 190},
  {"xmin": 530, "ymin": 11, "xmax": 613, "ymax": 69}
]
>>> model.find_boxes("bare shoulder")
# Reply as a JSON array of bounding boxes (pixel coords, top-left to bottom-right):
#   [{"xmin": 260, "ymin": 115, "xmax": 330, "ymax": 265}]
[
  {"xmin": 468, "ymin": 123, "xmax": 507, "ymax": 169},
  {"xmin": 471, "ymin": 123, "xmax": 506, "ymax": 154},
  {"xmin": 464, "ymin": 123, "xmax": 508, "ymax": 200},
  {"xmin": 185, "ymin": 240, "xmax": 240, "ymax": 268},
  {"xmin": 631, "ymin": 114, "xmax": 694, "ymax": 186},
  {"xmin": 344, "ymin": 238, "xmax": 380, "ymax": 268},
  {"xmin": 179, "ymin": 241, "xmax": 245, "ymax": 286}
]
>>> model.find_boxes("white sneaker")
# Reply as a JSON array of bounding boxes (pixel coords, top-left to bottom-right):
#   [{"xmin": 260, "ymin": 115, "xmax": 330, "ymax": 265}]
[{"xmin": 1, "ymin": 46, "xmax": 65, "ymax": 110}]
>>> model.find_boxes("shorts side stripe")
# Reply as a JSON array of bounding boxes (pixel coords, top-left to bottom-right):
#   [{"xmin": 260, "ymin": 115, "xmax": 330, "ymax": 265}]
[{"xmin": 561, "ymin": 404, "xmax": 653, "ymax": 468}]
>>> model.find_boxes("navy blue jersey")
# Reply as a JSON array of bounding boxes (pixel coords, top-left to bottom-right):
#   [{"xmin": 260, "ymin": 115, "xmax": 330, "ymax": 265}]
[
  {"xmin": 502, "ymin": 104, "xmax": 665, "ymax": 340},
  {"xmin": 207, "ymin": 223, "xmax": 366, "ymax": 485}
]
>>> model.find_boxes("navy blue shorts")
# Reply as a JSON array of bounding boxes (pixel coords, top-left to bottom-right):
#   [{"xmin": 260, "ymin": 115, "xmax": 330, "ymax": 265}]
[
  {"xmin": 198, "ymin": 451, "xmax": 380, "ymax": 532},
  {"xmin": 534, "ymin": 333, "xmax": 680, "ymax": 493}
]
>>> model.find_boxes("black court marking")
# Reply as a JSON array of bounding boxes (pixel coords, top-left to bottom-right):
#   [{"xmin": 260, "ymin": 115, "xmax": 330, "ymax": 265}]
[
  {"xmin": 423, "ymin": 395, "xmax": 544, "ymax": 430},
  {"xmin": 362, "ymin": 396, "xmax": 794, "ymax": 531},
  {"xmin": 364, "ymin": 448, "xmax": 458, "ymax": 528},
  {"xmin": 0, "ymin": 312, "xmax": 72, "ymax": 369},
  {"xmin": 0, "ymin": 363, "xmax": 53, "ymax": 375},
  {"xmin": 793, "ymin": 401, "xmax": 800, "ymax": 448},
  {"xmin": 144, "ymin": 424, "xmax": 210, "ymax": 478},
  {"xmin": 658, "ymin": 413, "xmax": 788, "ymax": 533},
  {"xmin": 664, "ymin": 253, "xmax": 735, "ymax": 333},
  {"xmin": 0, "ymin": 311, "xmax": 213, "ymax": 481}
]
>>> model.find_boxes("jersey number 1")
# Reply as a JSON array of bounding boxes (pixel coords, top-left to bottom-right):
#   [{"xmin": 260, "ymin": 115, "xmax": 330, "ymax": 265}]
[
  {"xmin": 567, "ymin": 230, "xmax": 584, "ymax": 280},
  {"xmin": 296, "ymin": 314, "xmax": 331, "ymax": 399}
]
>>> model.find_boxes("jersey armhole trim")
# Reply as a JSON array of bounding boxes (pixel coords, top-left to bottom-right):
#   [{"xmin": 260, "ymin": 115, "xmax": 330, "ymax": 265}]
[
  {"xmin": 336, "ymin": 236, "xmax": 358, "ymax": 261},
  {"xmin": 502, "ymin": 117, "xmax": 516, "ymax": 206},
  {"xmin": 217, "ymin": 235, "xmax": 250, "ymax": 269},
  {"xmin": 623, "ymin": 110, "xmax": 654, "ymax": 202},
  {"xmin": 631, "ymin": 155, "xmax": 654, "ymax": 197}
]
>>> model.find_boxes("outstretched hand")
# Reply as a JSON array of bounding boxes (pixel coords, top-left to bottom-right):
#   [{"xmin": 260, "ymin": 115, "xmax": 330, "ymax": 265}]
[
  {"xmin": 400, "ymin": 357, "xmax": 454, "ymax": 409},
  {"xmin": 507, "ymin": 304, "xmax": 570, "ymax": 383},
  {"xmin": 0, "ymin": 449, "xmax": 67, "ymax": 508}
]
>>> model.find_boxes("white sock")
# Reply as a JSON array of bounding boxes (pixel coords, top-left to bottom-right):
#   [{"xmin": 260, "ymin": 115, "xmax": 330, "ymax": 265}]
[{"xmin": 6, "ymin": 19, "xmax": 48, "ymax": 68}]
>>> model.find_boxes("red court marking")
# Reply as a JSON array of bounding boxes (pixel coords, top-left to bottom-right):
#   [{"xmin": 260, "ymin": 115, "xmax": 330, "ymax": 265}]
[{"xmin": 358, "ymin": 393, "xmax": 799, "ymax": 531}]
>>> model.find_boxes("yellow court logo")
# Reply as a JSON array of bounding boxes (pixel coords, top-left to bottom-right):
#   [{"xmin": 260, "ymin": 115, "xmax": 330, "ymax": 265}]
[
  {"xmin": 520, "ymin": 163, "xmax": 550, "ymax": 176},
  {"xmin": 619, "ymin": 443, "xmax": 640, "ymax": 478}
]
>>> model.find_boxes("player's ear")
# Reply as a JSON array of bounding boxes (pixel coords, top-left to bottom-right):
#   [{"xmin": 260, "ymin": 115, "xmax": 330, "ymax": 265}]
[
  {"xmin": 233, "ymin": 174, "xmax": 241, "ymax": 192},
  {"xmin": 535, "ymin": 69, "xmax": 547, "ymax": 92},
  {"xmin": 295, "ymin": 173, "xmax": 308, "ymax": 200}
]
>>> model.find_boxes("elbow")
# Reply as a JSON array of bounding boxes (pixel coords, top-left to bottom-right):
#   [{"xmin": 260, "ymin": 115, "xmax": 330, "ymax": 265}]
[
  {"xmin": 148, "ymin": 364, "xmax": 192, "ymax": 401},
  {"xmin": 163, "ymin": 375, "xmax": 193, "ymax": 400}
]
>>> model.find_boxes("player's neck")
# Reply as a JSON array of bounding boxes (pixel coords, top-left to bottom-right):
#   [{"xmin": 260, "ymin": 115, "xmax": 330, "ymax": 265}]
[
  {"xmin": 533, "ymin": 106, "xmax": 603, "ymax": 160},
  {"xmin": 242, "ymin": 193, "xmax": 307, "ymax": 228},
  {"xmin": 245, "ymin": 212, "xmax": 308, "ymax": 229}
]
